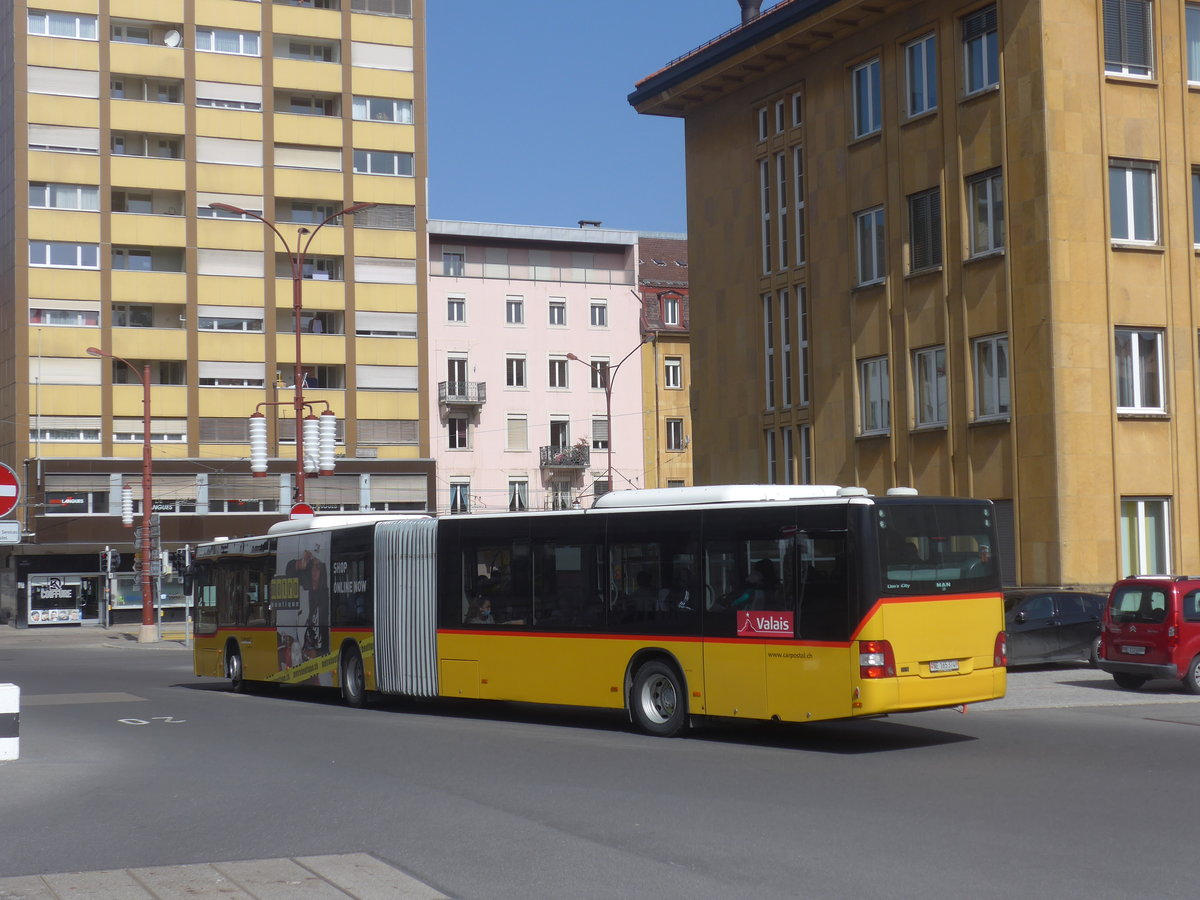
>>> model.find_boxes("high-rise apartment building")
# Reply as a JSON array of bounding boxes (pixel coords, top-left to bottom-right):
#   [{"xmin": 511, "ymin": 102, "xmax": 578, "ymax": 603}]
[
  {"xmin": 633, "ymin": 0, "xmax": 1200, "ymax": 589},
  {"xmin": 0, "ymin": 0, "xmax": 433, "ymax": 627}
]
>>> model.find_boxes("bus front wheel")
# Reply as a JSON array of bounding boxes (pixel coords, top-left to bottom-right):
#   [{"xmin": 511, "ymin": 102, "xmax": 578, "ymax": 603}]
[
  {"xmin": 631, "ymin": 661, "xmax": 687, "ymax": 738},
  {"xmin": 340, "ymin": 645, "xmax": 366, "ymax": 709},
  {"xmin": 226, "ymin": 645, "xmax": 246, "ymax": 694}
]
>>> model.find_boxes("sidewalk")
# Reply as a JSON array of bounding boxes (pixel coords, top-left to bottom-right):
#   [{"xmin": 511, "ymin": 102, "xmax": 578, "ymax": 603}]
[
  {"xmin": 0, "ymin": 623, "xmax": 188, "ymax": 650},
  {"xmin": 0, "ymin": 853, "xmax": 449, "ymax": 899}
]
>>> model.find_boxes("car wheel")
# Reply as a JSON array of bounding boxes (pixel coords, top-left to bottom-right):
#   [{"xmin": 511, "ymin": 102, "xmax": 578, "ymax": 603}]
[
  {"xmin": 1113, "ymin": 672, "xmax": 1147, "ymax": 691},
  {"xmin": 1183, "ymin": 656, "xmax": 1200, "ymax": 696},
  {"xmin": 1089, "ymin": 636, "xmax": 1102, "ymax": 668},
  {"xmin": 630, "ymin": 660, "xmax": 688, "ymax": 737}
]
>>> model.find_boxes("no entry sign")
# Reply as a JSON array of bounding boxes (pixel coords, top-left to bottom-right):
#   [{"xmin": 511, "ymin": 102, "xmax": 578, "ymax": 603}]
[{"xmin": 0, "ymin": 463, "xmax": 20, "ymax": 518}]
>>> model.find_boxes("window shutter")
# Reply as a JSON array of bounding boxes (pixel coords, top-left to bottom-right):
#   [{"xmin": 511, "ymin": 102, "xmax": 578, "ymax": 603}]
[
  {"xmin": 195, "ymin": 81, "xmax": 262, "ymax": 105},
  {"xmin": 963, "ymin": 5, "xmax": 997, "ymax": 41},
  {"xmin": 198, "ymin": 361, "xmax": 264, "ymax": 380},
  {"xmin": 355, "ymin": 311, "xmax": 416, "ymax": 335},
  {"xmin": 358, "ymin": 420, "xmax": 419, "ymax": 444},
  {"xmin": 1103, "ymin": 0, "xmax": 1123, "ymax": 63},
  {"xmin": 274, "ymin": 145, "xmax": 341, "ymax": 170},
  {"xmin": 197, "ymin": 249, "xmax": 264, "ymax": 277},
  {"xmin": 29, "ymin": 298, "xmax": 99, "ymax": 313},
  {"xmin": 355, "ymin": 203, "xmax": 416, "ymax": 230},
  {"xmin": 29, "ymin": 124, "xmax": 99, "ymax": 151},
  {"xmin": 208, "ymin": 475, "xmax": 279, "ymax": 502},
  {"xmin": 507, "ymin": 416, "xmax": 528, "ymax": 451},
  {"xmin": 30, "ymin": 357, "xmax": 101, "ymax": 385},
  {"xmin": 198, "ymin": 418, "xmax": 250, "ymax": 442},
  {"xmin": 44, "ymin": 473, "xmax": 108, "ymax": 491},
  {"xmin": 350, "ymin": 41, "xmax": 414, "ymax": 71},
  {"xmin": 357, "ymin": 365, "xmax": 418, "ymax": 390},
  {"xmin": 354, "ymin": 257, "xmax": 416, "ymax": 284},
  {"xmin": 196, "ymin": 137, "xmax": 262, "ymax": 165},
  {"xmin": 304, "ymin": 476, "xmax": 360, "ymax": 506},
  {"xmin": 1124, "ymin": 0, "xmax": 1151, "ymax": 69},
  {"xmin": 28, "ymin": 66, "xmax": 99, "ymax": 97},
  {"xmin": 368, "ymin": 474, "xmax": 426, "ymax": 503},
  {"xmin": 197, "ymin": 192, "xmax": 263, "ymax": 212}
]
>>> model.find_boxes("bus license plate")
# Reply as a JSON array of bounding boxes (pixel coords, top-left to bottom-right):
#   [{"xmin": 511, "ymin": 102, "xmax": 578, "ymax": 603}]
[
  {"xmin": 929, "ymin": 659, "xmax": 959, "ymax": 673},
  {"xmin": 1122, "ymin": 645, "xmax": 1146, "ymax": 655}
]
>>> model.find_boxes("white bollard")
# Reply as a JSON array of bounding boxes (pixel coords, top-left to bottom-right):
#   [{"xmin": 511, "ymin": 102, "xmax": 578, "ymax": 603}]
[{"xmin": 0, "ymin": 683, "xmax": 17, "ymax": 760}]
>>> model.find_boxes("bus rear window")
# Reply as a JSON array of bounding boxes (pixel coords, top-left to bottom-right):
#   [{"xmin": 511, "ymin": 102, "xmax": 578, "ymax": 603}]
[{"xmin": 876, "ymin": 503, "xmax": 998, "ymax": 595}]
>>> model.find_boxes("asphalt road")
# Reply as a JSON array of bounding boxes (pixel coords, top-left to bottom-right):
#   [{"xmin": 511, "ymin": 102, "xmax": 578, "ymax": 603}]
[{"xmin": 2, "ymin": 629, "xmax": 1199, "ymax": 899}]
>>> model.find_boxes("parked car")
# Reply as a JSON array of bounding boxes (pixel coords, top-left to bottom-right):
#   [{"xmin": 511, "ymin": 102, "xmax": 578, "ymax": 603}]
[
  {"xmin": 1098, "ymin": 575, "xmax": 1200, "ymax": 693},
  {"xmin": 1003, "ymin": 588, "xmax": 1107, "ymax": 666}
]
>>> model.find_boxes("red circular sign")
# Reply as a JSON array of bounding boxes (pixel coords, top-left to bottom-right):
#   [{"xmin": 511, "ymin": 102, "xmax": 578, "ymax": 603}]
[
  {"xmin": 0, "ymin": 463, "xmax": 20, "ymax": 518},
  {"xmin": 289, "ymin": 502, "xmax": 315, "ymax": 519}
]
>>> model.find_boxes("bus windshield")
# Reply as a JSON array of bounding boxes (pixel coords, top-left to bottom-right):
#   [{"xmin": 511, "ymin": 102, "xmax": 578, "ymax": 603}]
[{"xmin": 876, "ymin": 502, "xmax": 998, "ymax": 595}]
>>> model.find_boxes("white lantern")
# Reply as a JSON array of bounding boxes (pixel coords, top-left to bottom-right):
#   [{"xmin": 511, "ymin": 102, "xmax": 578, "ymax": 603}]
[
  {"xmin": 121, "ymin": 485, "xmax": 134, "ymax": 526},
  {"xmin": 319, "ymin": 410, "xmax": 337, "ymax": 474},
  {"xmin": 248, "ymin": 413, "xmax": 268, "ymax": 476},
  {"xmin": 302, "ymin": 414, "xmax": 320, "ymax": 474}
]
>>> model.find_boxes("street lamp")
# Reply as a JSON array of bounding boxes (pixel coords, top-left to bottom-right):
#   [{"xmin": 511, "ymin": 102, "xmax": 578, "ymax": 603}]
[
  {"xmin": 567, "ymin": 335, "xmax": 652, "ymax": 497},
  {"xmin": 209, "ymin": 201, "xmax": 374, "ymax": 503},
  {"xmin": 86, "ymin": 347, "xmax": 156, "ymax": 644}
]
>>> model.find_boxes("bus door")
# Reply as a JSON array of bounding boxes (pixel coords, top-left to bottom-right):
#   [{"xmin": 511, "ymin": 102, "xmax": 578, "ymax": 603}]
[{"xmin": 700, "ymin": 508, "xmax": 797, "ymax": 720}]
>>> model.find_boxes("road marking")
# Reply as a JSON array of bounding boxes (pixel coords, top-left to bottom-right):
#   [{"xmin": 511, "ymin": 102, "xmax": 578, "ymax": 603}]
[
  {"xmin": 119, "ymin": 716, "xmax": 186, "ymax": 725},
  {"xmin": 22, "ymin": 692, "xmax": 146, "ymax": 706}
]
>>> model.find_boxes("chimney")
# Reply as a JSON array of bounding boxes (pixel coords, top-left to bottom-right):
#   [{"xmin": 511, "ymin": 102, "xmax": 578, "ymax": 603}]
[{"xmin": 738, "ymin": 0, "xmax": 762, "ymax": 24}]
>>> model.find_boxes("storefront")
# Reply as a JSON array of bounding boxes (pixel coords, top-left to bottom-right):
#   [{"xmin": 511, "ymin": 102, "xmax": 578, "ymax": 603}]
[{"xmin": 26, "ymin": 575, "xmax": 100, "ymax": 625}]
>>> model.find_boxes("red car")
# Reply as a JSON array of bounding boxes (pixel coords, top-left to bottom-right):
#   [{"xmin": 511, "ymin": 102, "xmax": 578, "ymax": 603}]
[{"xmin": 1098, "ymin": 575, "xmax": 1200, "ymax": 693}]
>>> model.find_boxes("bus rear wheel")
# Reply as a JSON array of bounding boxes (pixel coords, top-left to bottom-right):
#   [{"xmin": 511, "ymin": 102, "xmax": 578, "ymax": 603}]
[
  {"xmin": 631, "ymin": 661, "xmax": 687, "ymax": 738},
  {"xmin": 226, "ymin": 645, "xmax": 246, "ymax": 694},
  {"xmin": 340, "ymin": 645, "xmax": 366, "ymax": 709}
]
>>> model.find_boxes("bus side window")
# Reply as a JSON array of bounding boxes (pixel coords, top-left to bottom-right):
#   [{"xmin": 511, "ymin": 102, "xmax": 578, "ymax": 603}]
[
  {"xmin": 195, "ymin": 582, "xmax": 217, "ymax": 635},
  {"xmin": 796, "ymin": 533, "xmax": 849, "ymax": 641}
]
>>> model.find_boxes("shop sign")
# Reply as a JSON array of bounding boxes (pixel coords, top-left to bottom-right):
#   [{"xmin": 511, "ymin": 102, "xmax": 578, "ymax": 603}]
[{"xmin": 29, "ymin": 577, "xmax": 81, "ymax": 625}]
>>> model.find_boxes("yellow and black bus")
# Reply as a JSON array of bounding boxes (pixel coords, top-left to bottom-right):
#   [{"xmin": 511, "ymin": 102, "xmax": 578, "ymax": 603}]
[{"xmin": 192, "ymin": 485, "xmax": 1006, "ymax": 736}]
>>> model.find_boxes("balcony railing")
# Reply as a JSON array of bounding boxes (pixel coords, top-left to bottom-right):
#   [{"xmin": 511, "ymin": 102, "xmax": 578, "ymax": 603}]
[
  {"xmin": 438, "ymin": 381, "xmax": 486, "ymax": 406},
  {"xmin": 540, "ymin": 443, "xmax": 589, "ymax": 469}
]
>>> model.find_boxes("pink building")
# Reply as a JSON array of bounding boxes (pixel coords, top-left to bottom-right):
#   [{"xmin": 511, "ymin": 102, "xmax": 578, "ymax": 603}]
[{"xmin": 428, "ymin": 221, "xmax": 644, "ymax": 513}]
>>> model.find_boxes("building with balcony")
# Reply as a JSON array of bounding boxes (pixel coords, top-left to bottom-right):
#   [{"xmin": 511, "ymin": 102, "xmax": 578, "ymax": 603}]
[
  {"xmin": 631, "ymin": 0, "xmax": 1200, "ymax": 590},
  {"xmin": 428, "ymin": 220, "xmax": 644, "ymax": 513},
  {"xmin": 0, "ymin": 0, "xmax": 433, "ymax": 627}
]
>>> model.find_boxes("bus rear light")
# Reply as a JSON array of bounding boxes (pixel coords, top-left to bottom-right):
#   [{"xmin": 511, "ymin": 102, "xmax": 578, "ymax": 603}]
[
  {"xmin": 859, "ymin": 640, "xmax": 896, "ymax": 679},
  {"xmin": 994, "ymin": 632, "xmax": 1008, "ymax": 667}
]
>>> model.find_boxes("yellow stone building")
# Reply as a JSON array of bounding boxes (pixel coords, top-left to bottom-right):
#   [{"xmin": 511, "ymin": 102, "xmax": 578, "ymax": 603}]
[
  {"xmin": 632, "ymin": 0, "xmax": 1200, "ymax": 588},
  {"xmin": 0, "ymin": 0, "xmax": 432, "ymax": 625}
]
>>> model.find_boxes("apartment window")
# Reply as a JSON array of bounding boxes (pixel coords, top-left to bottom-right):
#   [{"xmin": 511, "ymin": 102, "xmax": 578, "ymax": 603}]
[
  {"xmin": 763, "ymin": 294, "xmax": 776, "ymax": 410},
  {"xmin": 792, "ymin": 92, "xmax": 804, "ymax": 126},
  {"xmin": 111, "ymin": 247, "xmax": 153, "ymax": 271},
  {"xmin": 968, "ymin": 169, "xmax": 1004, "ymax": 255},
  {"xmin": 914, "ymin": 346, "xmax": 948, "ymax": 427},
  {"xmin": 506, "ymin": 415, "xmax": 528, "ymax": 451},
  {"xmin": 664, "ymin": 357, "xmax": 682, "ymax": 389},
  {"xmin": 279, "ymin": 91, "xmax": 339, "ymax": 116},
  {"xmin": 1120, "ymin": 498, "xmax": 1169, "ymax": 576},
  {"xmin": 111, "ymin": 76, "xmax": 182, "ymax": 104},
  {"xmin": 765, "ymin": 430, "xmax": 778, "ymax": 484},
  {"xmin": 1188, "ymin": 5, "xmax": 1200, "ymax": 83},
  {"xmin": 799, "ymin": 424, "xmax": 813, "ymax": 484},
  {"xmin": 592, "ymin": 417, "xmax": 609, "ymax": 451},
  {"xmin": 1109, "ymin": 159, "xmax": 1158, "ymax": 244},
  {"xmin": 590, "ymin": 301, "xmax": 608, "ymax": 327},
  {"xmin": 506, "ymin": 355, "xmax": 526, "ymax": 388},
  {"xmin": 447, "ymin": 296, "xmax": 465, "ymax": 322},
  {"xmin": 29, "ymin": 304, "xmax": 99, "ymax": 327},
  {"xmin": 352, "ymin": 149, "xmax": 413, "ymax": 176},
  {"xmin": 28, "ymin": 10, "xmax": 97, "ymax": 39},
  {"xmin": 443, "ymin": 251, "xmax": 465, "ymax": 276},
  {"xmin": 351, "ymin": 0, "xmax": 413, "ymax": 16},
  {"xmin": 777, "ymin": 153, "xmax": 790, "ymax": 268},
  {"xmin": 505, "ymin": 296, "xmax": 524, "ymax": 324},
  {"xmin": 855, "ymin": 206, "xmax": 886, "ymax": 285},
  {"xmin": 549, "ymin": 420, "xmax": 571, "ymax": 447},
  {"xmin": 1115, "ymin": 327, "xmax": 1164, "ymax": 412},
  {"xmin": 757, "ymin": 106, "xmax": 768, "ymax": 141},
  {"xmin": 30, "ymin": 241, "xmax": 98, "ymax": 269},
  {"xmin": 589, "ymin": 360, "xmax": 609, "ymax": 390},
  {"xmin": 448, "ymin": 416, "xmax": 469, "ymax": 450},
  {"xmin": 662, "ymin": 292, "xmax": 680, "ymax": 326},
  {"xmin": 794, "ymin": 147, "xmax": 806, "ymax": 266},
  {"xmin": 852, "ymin": 58, "xmax": 882, "ymax": 138},
  {"xmin": 666, "ymin": 419, "xmax": 685, "ymax": 452},
  {"xmin": 1104, "ymin": 0, "xmax": 1153, "ymax": 77},
  {"xmin": 549, "ymin": 357, "xmax": 569, "ymax": 389},
  {"xmin": 797, "ymin": 286, "xmax": 810, "ymax": 407},
  {"xmin": 860, "ymin": 357, "xmax": 890, "ymax": 435},
  {"xmin": 775, "ymin": 98, "xmax": 786, "ymax": 133},
  {"xmin": 196, "ymin": 28, "xmax": 260, "ymax": 56},
  {"xmin": 198, "ymin": 312, "xmax": 263, "ymax": 333},
  {"xmin": 760, "ymin": 159, "xmax": 772, "ymax": 274},
  {"xmin": 110, "ymin": 21, "xmax": 151, "ymax": 44},
  {"xmin": 352, "ymin": 96, "xmax": 412, "ymax": 123},
  {"xmin": 113, "ymin": 305, "xmax": 154, "ymax": 328},
  {"xmin": 973, "ymin": 334, "xmax": 1010, "ymax": 420},
  {"xmin": 906, "ymin": 33, "xmax": 938, "ymax": 116},
  {"xmin": 508, "ymin": 480, "xmax": 528, "ymax": 512},
  {"xmin": 548, "ymin": 299, "xmax": 566, "ymax": 326},
  {"xmin": 780, "ymin": 289, "xmax": 793, "ymax": 408},
  {"xmin": 909, "ymin": 187, "xmax": 942, "ymax": 271},
  {"xmin": 782, "ymin": 427, "xmax": 795, "ymax": 484},
  {"xmin": 449, "ymin": 482, "xmax": 470, "ymax": 515},
  {"xmin": 112, "ymin": 133, "xmax": 182, "ymax": 159},
  {"xmin": 963, "ymin": 5, "xmax": 999, "ymax": 94},
  {"xmin": 29, "ymin": 183, "xmax": 99, "ymax": 211}
]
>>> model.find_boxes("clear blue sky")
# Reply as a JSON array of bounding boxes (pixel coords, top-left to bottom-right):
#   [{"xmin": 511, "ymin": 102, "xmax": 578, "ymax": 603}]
[{"xmin": 426, "ymin": 1, "xmax": 783, "ymax": 235}]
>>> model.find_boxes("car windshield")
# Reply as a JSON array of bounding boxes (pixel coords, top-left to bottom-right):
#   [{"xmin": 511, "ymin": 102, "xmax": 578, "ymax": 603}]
[
  {"xmin": 876, "ymin": 502, "xmax": 998, "ymax": 596},
  {"xmin": 1109, "ymin": 586, "xmax": 1168, "ymax": 624}
]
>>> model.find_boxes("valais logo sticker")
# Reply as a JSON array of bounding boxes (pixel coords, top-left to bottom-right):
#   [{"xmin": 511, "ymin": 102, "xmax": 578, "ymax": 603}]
[{"xmin": 737, "ymin": 610, "xmax": 794, "ymax": 637}]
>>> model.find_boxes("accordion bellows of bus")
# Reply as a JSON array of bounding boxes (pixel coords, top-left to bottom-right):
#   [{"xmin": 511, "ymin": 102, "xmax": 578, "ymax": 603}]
[{"xmin": 191, "ymin": 484, "xmax": 1006, "ymax": 736}]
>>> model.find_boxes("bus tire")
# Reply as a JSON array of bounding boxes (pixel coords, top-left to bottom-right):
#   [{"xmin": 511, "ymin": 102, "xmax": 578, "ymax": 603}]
[
  {"xmin": 340, "ymin": 645, "xmax": 366, "ymax": 709},
  {"xmin": 226, "ymin": 644, "xmax": 246, "ymax": 694},
  {"xmin": 1112, "ymin": 672, "xmax": 1147, "ymax": 691},
  {"xmin": 1183, "ymin": 656, "xmax": 1200, "ymax": 695},
  {"xmin": 630, "ymin": 660, "xmax": 687, "ymax": 738}
]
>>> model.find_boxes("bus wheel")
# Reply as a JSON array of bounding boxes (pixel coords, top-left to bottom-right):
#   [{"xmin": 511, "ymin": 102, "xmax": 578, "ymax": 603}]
[
  {"xmin": 1183, "ymin": 656, "xmax": 1200, "ymax": 695},
  {"xmin": 226, "ymin": 646, "xmax": 246, "ymax": 694},
  {"xmin": 631, "ymin": 661, "xmax": 687, "ymax": 737},
  {"xmin": 1112, "ymin": 672, "xmax": 1147, "ymax": 691},
  {"xmin": 340, "ymin": 646, "xmax": 366, "ymax": 709}
]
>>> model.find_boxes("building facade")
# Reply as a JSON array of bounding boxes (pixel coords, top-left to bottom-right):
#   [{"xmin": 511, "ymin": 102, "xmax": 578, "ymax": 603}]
[
  {"xmin": 636, "ymin": 233, "xmax": 693, "ymax": 489},
  {"xmin": 428, "ymin": 220, "xmax": 644, "ymax": 513},
  {"xmin": 632, "ymin": 0, "xmax": 1200, "ymax": 589},
  {"xmin": 1, "ymin": 0, "xmax": 432, "ymax": 626}
]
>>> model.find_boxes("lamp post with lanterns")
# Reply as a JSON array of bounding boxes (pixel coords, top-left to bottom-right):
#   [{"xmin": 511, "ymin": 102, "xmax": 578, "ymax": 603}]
[
  {"xmin": 209, "ymin": 201, "xmax": 374, "ymax": 503},
  {"xmin": 86, "ymin": 346, "xmax": 156, "ymax": 643}
]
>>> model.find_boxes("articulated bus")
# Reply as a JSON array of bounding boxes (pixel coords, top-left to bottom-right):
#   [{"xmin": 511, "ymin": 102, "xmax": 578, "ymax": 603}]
[{"xmin": 191, "ymin": 485, "xmax": 1006, "ymax": 736}]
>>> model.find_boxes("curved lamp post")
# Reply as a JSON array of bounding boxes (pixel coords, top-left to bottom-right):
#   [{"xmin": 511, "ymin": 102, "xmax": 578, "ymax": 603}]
[
  {"xmin": 86, "ymin": 346, "xmax": 156, "ymax": 643},
  {"xmin": 208, "ymin": 201, "xmax": 374, "ymax": 503},
  {"xmin": 567, "ymin": 336, "xmax": 652, "ymax": 497}
]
